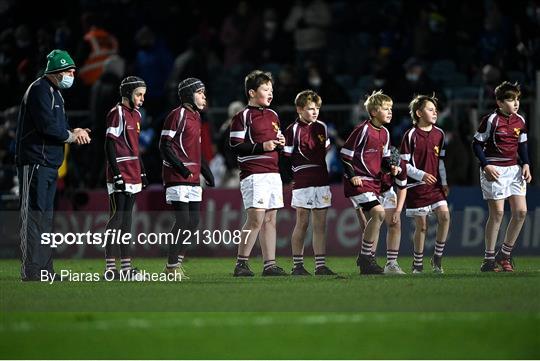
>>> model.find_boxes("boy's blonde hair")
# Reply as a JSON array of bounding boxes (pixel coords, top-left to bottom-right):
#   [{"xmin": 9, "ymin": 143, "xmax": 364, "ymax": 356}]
[
  {"xmin": 364, "ymin": 90, "xmax": 392, "ymax": 116},
  {"xmin": 245, "ymin": 70, "xmax": 273, "ymax": 99},
  {"xmin": 494, "ymin": 81, "xmax": 521, "ymax": 101},
  {"xmin": 409, "ymin": 94, "xmax": 438, "ymax": 124},
  {"xmin": 295, "ymin": 89, "xmax": 322, "ymax": 108}
]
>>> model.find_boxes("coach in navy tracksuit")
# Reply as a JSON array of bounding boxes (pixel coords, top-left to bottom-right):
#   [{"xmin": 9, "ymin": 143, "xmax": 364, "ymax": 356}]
[{"xmin": 15, "ymin": 49, "xmax": 91, "ymax": 281}]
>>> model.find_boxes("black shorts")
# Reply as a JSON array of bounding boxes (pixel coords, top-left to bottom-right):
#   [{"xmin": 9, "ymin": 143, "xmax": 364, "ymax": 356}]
[{"xmin": 359, "ymin": 200, "xmax": 381, "ymax": 212}]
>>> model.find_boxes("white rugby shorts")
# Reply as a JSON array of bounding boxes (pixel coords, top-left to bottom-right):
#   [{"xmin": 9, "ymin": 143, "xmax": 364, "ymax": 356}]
[
  {"xmin": 406, "ymin": 200, "xmax": 448, "ymax": 217},
  {"xmin": 292, "ymin": 186, "xmax": 332, "ymax": 209},
  {"xmin": 240, "ymin": 173, "xmax": 283, "ymax": 209},
  {"xmin": 480, "ymin": 165, "xmax": 526, "ymax": 200},
  {"xmin": 166, "ymin": 185, "xmax": 202, "ymax": 204},
  {"xmin": 379, "ymin": 189, "xmax": 397, "ymax": 209}
]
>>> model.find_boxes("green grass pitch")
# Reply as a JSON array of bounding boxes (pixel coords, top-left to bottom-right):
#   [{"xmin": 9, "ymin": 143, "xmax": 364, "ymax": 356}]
[{"xmin": 1, "ymin": 257, "xmax": 539, "ymax": 359}]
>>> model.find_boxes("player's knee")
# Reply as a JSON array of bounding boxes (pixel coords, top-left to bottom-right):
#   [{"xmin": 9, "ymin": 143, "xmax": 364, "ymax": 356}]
[
  {"xmin": 415, "ymin": 221, "xmax": 427, "ymax": 234},
  {"xmin": 373, "ymin": 210, "xmax": 385, "ymax": 223},
  {"xmin": 296, "ymin": 219, "xmax": 309, "ymax": 232},
  {"xmin": 263, "ymin": 214, "xmax": 276, "ymax": 226},
  {"xmin": 438, "ymin": 211, "xmax": 450, "ymax": 224},
  {"xmin": 247, "ymin": 216, "xmax": 264, "ymax": 230},
  {"xmin": 512, "ymin": 210, "xmax": 527, "ymax": 222},
  {"xmin": 489, "ymin": 210, "xmax": 504, "ymax": 223},
  {"xmin": 388, "ymin": 220, "xmax": 400, "ymax": 230}
]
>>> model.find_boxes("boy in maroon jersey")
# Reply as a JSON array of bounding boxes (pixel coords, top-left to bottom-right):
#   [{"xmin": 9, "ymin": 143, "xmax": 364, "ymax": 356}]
[
  {"xmin": 378, "ymin": 155, "xmax": 408, "ymax": 274},
  {"xmin": 160, "ymin": 78, "xmax": 215, "ymax": 279},
  {"xmin": 472, "ymin": 82, "xmax": 531, "ymax": 272},
  {"xmin": 358, "ymin": 149, "xmax": 408, "ymax": 275},
  {"xmin": 400, "ymin": 94, "xmax": 450, "ymax": 274},
  {"xmin": 340, "ymin": 90, "xmax": 400, "ymax": 275},
  {"xmin": 104, "ymin": 76, "xmax": 149, "ymax": 280},
  {"xmin": 283, "ymin": 90, "xmax": 336, "ymax": 276},
  {"xmin": 229, "ymin": 70, "xmax": 287, "ymax": 277}
]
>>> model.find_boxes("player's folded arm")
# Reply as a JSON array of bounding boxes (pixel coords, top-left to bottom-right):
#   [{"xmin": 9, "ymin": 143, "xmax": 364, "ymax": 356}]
[
  {"xmin": 229, "ymin": 140, "xmax": 264, "ymax": 156},
  {"xmin": 471, "ymin": 140, "xmax": 488, "ymax": 168},
  {"xmin": 339, "ymin": 148, "xmax": 356, "ymax": 179},
  {"xmin": 105, "ymin": 137, "xmax": 121, "ymax": 176},
  {"xmin": 159, "ymin": 138, "xmax": 192, "ymax": 178}
]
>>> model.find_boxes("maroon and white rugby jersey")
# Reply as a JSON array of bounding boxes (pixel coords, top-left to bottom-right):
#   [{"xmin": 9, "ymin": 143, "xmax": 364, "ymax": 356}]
[
  {"xmin": 160, "ymin": 106, "xmax": 201, "ymax": 186},
  {"xmin": 105, "ymin": 103, "xmax": 141, "ymax": 184},
  {"xmin": 340, "ymin": 120, "xmax": 390, "ymax": 197},
  {"xmin": 400, "ymin": 126, "xmax": 447, "ymax": 208},
  {"xmin": 229, "ymin": 106, "xmax": 281, "ymax": 180},
  {"xmin": 473, "ymin": 109, "xmax": 527, "ymax": 167},
  {"xmin": 283, "ymin": 118, "xmax": 330, "ymax": 190}
]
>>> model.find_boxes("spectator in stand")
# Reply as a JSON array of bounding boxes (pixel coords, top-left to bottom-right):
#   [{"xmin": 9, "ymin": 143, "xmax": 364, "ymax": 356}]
[{"xmin": 284, "ymin": 0, "xmax": 332, "ymax": 69}]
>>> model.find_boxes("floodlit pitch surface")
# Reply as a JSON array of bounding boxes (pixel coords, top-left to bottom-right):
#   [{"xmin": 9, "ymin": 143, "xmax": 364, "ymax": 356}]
[{"xmin": 1, "ymin": 257, "xmax": 539, "ymax": 359}]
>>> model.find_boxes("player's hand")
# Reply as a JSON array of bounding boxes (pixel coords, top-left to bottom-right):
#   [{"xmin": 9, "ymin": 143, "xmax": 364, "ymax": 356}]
[
  {"xmin": 263, "ymin": 140, "xmax": 279, "ymax": 151},
  {"xmin": 141, "ymin": 173, "xmax": 149, "ymax": 188},
  {"xmin": 205, "ymin": 178, "xmax": 215, "ymax": 187},
  {"xmin": 391, "ymin": 210, "xmax": 401, "ymax": 224},
  {"xmin": 483, "ymin": 165, "xmax": 499, "ymax": 182},
  {"xmin": 182, "ymin": 171, "xmax": 194, "ymax": 179},
  {"xmin": 442, "ymin": 185, "xmax": 450, "ymax": 197},
  {"xmin": 113, "ymin": 174, "xmax": 126, "ymax": 191},
  {"xmin": 178, "ymin": 165, "xmax": 193, "ymax": 179},
  {"xmin": 350, "ymin": 176, "xmax": 362, "ymax": 187},
  {"xmin": 522, "ymin": 164, "xmax": 532, "ymax": 183},
  {"xmin": 277, "ymin": 133, "xmax": 285, "ymax": 146},
  {"xmin": 73, "ymin": 128, "xmax": 91, "ymax": 144},
  {"xmin": 422, "ymin": 172, "xmax": 437, "ymax": 185}
]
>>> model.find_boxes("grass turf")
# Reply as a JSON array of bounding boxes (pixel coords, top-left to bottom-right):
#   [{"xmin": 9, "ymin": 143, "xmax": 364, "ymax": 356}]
[{"xmin": 1, "ymin": 257, "xmax": 539, "ymax": 359}]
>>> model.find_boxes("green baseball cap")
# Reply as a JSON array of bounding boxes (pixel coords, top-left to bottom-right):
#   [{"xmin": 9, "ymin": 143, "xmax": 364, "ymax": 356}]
[{"xmin": 44, "ymin": 49, "xmax": 76, "ymax": 74}]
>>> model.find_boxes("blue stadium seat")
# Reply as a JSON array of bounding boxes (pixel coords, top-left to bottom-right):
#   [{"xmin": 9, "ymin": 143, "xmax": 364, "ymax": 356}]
[
  {"xmin": 335, "ymin": 74, "xmax": 354, "ymax": 89},
  {"xmin": 428, "ymin": 59, "xmax": 457, "ymax": 82},
  {"xmin": 347, "ymin": 87, "xmax": 366, "ymax": 103},
  {"xmin": 448, "ymin": 86, "xmax": 480, "ymax": 99},
  {"xmin": 261, "ymin": 63, "xmax": 282, "ymax": 76},
  {"xmin": 445, "ymin": 72, "xmax": 468, "ymax": 87},
  {"xmin": 357, "ymin": 75, "xmax": 374, "ymax": 89}
]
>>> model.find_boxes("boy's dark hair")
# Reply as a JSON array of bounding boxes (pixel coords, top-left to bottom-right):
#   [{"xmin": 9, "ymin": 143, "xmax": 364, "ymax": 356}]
[
  {"xmin": 245, "ymin": 70, "xmax": 273, "ymax": 98},
  {"xmin": 494, "ymin": 81, "xmax": 521, "ymax": 101},
  {"xmin": 409, "ymin": 94, "xmax": 438, "ymax": 124}
]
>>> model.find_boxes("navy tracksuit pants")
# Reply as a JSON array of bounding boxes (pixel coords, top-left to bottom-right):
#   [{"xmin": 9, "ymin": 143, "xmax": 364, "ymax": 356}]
[{"xmin": 18, "ymin": 164, "xmax": 58, "ymax": 280}]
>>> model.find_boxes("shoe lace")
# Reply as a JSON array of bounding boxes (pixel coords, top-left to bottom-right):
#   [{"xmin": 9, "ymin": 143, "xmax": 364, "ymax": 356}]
[{"xmin": 368, "ymin": 257, "xmax": 379, "ymax": 267}]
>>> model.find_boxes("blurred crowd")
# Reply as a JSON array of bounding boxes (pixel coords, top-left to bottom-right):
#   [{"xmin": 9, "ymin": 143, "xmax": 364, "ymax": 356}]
[{"xmin": 1, "ymin": 0, "xmax": 539, "ymax": 195}]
